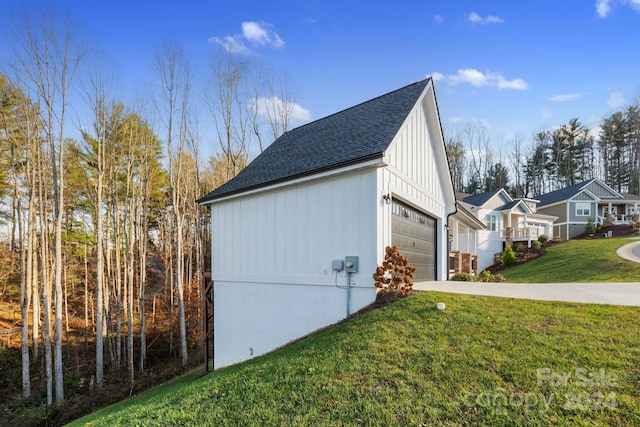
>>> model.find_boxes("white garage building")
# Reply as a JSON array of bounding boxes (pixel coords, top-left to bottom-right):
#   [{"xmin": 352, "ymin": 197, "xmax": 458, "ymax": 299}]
[{"xmin": 198, "ymin": 78, "xmax": 456, "ymax": 368}]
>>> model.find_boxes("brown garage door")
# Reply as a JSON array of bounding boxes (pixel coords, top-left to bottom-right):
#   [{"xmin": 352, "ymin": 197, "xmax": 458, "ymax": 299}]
[{"xmin": 391, "ymin": 200, "xmax": 437, "ymax": 281}]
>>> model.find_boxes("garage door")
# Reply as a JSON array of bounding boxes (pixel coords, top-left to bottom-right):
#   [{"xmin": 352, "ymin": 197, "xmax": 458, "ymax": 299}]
[{"xmin": 391, "ymin": 200, "xmax": 437, "ymax": 281}]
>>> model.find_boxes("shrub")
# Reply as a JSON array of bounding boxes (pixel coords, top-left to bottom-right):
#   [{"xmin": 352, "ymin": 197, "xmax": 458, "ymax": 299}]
[
  {"xmin": 538, "ymin": 234, "xmax": 548, "ymax": 244},
  {"xmin": 450, "ymin": 272, "xmax": 473, "ymax": 281},
  {"xmin": 450, "ymin": 271, "xmax": 507, "ymax": 283},
  {"xmin": 502, "ymin": 245, "xmax": 517, "ymax": 265},
  {"xmin": 478, "ymin": 270, "xmax": 492, "ymax": 282},
  {"xmin": 531, "ymin": 240, "xmax": 540, "ymax": 250},
  {"xmin": 586, "ymin": 217, "xmax": 596, "ymax": 235},
  {"xmin": 372, "ymin": 245, "xmax": 415, "ymax": 297}
]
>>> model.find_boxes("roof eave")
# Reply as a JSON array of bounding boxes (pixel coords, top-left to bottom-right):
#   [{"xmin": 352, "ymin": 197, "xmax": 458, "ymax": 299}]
[{"xmin": 198, "ymin": 153, "xmax": 385, "ymax": 205}]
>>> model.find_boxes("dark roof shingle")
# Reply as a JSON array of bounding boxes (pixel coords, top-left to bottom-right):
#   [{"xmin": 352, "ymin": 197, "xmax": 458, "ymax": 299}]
[
  {"xmin": 461, "ymin": 189, "xmax": 502, "ymax": 207},
  {"xmin": 198, "ymin": 79, "xmax": 430, "ymax": 203},
  {"xmin": 536, "ymin": 179, "xmax": 596, "ymax": 207}
]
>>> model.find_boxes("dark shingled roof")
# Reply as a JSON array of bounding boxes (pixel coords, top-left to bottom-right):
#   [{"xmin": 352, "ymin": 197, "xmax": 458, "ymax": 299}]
[
  {"xmin": 499, "ymin": 200, "xmax": 522, "ymax": 211},
  {"xmin": 536, "ymin": 179, "xmax": 597, "ymax": 207},
  {"xmin": 198, "ymin": 79, "xmax": 430, "ymax": 203},
  {"xmin": 461, "ymin": 189, "xmax": 503, "ymax": 207}
]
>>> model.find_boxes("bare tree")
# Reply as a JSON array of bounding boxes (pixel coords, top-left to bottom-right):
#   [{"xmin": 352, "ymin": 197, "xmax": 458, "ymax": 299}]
[
  {"xmin": 80, "ymin": 52, "xmax": 117, "ymax": 389},
  {"xmin": 456, "ymin": 121, "xmax": 494, "ymax": 193},
  {"xmin": 206, "ymin": 48, "xmax": 251, "ymax": 181},
  {"xmin": 9, "ymin": 6, "xmax": 86, "ymax": 404},
  {"xmin": 264, "ymin": 71, "xmax": 298, "ymax": 142},
  {"xmin": 510, "ymin": 134, "xmax": 524, "ymax": 197},
  {"xmin": 156, "ymin": 40, "xmax": 192, "ymax": 366},
  {"xmin": 1, "ymin": 76, "xmax": 35, "ymax": 398}
]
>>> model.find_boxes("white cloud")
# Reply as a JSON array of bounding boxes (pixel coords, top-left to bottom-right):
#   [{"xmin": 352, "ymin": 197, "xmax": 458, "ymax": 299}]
[
  {"xmin": 541, "ymin": 107, "xmax": 553, "ymax": 121},
  {"xmin": 468, "ymin": 12, "xmax": 505, "ymax": 24},
  {"xmin": 208, "ymin": 35, "xmax": 250, "ymax": 54},
  {"xmin": 596, "ymin": 0, "xmax": 612, "ymax": 17},
  {"xmin": 590, "ymin": 124, "xmax": 603, "ymax": 139},
  {"xmin": 495, "ymin": 75, "xmax": 528, "ymax": 90},
  {"xmin": 210, "ymin": 21, "xmax": 284, "ymax": 53},
  {"xmin": 548, "ymin": 93, "xmax": 583, "ymax": 102},
  {"xmin": 251, "ymin": 96, "xmax": 311, "ymax": 122},
  {"xmin": 430, "ymin": 72, "xmax": 445, "ymax": 82},
  {"xmin": 432, "ymin": 68, "xmax": 528, "ymax": 90},
  {"xmin": 596, "ymin": 0, "xmax": 640, "ymax": 17},
  {"xmin": 433, "ymin": 14, "xmax": 444, "ymax": 24},
  {"xmin": 607, "ymin": 90, "xmax": 626, "ymax": 109},
  {"xmin": 242, "ymin": 21, "xmax": 284, "ymax": 48},
  {"xmin": 449, "ymin": 68, "xmax": 488, "ymax": 87}
]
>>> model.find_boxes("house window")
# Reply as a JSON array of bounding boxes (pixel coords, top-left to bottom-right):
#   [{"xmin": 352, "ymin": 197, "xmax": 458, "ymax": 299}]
[
  {"xmin": 576, "ymin": 202, "xmax": 591, "ymax": 216},
  {"xmin": 486, "ymin": 214, "xmax": 497, "ymax": 231}
]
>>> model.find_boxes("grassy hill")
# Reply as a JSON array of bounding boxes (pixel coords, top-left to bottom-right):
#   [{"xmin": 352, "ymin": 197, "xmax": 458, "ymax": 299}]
[
  {"xmin": 69, "ymin": 291, "xmax": 640, "ymax": 426},
  {"xmin": 503, "ymin": 236, "xmax": 640, "ymax": 282}
]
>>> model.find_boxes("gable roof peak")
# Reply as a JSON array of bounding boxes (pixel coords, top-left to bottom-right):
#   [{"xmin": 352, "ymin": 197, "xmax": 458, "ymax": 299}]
[
  {"xmin": 462, "ymin": 188, "xmax": 512, "ymax": 207},
  {"xmin": 198, "ymin": 78, "xmax": 432, "ymax": 203}
]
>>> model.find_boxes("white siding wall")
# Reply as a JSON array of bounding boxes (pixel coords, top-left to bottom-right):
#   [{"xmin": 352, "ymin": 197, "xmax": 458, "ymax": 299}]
[
  {"xmin": 475, "ymin": 208, "xmax": 504, "ymax": 271},
  {"xmin": 211, "ymin": 169, "xmax": 378, "ymax": 368},
  {"xmin": 382, "ymin": 88, "xmax": 453, "ymax": 279}
]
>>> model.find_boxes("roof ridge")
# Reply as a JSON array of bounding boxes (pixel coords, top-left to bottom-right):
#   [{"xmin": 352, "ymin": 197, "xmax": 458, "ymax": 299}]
[{"xmin": 286, "ymin": 78, "xmax": 431, "ymax": 133}]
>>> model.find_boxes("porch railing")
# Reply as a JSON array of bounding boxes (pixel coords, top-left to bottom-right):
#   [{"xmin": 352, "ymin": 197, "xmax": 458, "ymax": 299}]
[
  {"xmin": 500, "ymin": 227, "xmax": 542, "ymax": 241},
  {"xmin": 596, "ymin": 214, "xmax": 636, "ymax": 225}
]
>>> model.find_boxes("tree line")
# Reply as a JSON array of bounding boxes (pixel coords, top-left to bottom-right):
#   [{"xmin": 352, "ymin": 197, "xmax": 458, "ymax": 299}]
[
  {"xmin": 0, "ymin": 6, "xmax": 299, "ymax": 411},
  {"xmin": 446, "ymin": 102, "xmax": 640, "ymax": 198}
]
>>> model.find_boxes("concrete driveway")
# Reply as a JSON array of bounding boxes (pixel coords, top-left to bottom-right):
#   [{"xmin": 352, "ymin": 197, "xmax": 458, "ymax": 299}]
[
  {"xmin": 414, "ymin": 239, "xmax": 640, "ymax": 306},
  {"xmin": 413, "ymin": 281, "xmax": 640, "ymax": 306}
]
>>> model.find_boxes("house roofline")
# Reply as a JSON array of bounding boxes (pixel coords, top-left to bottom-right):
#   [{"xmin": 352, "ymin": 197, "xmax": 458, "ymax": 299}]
[
  {"xmin": 198, "ymin": 157, "xmax": 385, "ymax": 205},
  {"xmin": 453, "ymin": 202, "xmax": 486, "ymax": 229}
]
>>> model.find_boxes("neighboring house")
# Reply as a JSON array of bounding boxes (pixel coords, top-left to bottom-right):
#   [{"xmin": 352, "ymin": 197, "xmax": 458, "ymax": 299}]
[
  {"xmin": 536, "ymin": 178, "xmax": 640, "ymax": 240},
  {"xmin": 458, "ymin": 188, "xmax": 557, "ymax": 271},
  {"xmin": 198, "ymin": 79, "xmax": 456, "ymax": 368},
  {"xmin": 448, "ymin": 202, "xmax": 486, "ymax": 276}
]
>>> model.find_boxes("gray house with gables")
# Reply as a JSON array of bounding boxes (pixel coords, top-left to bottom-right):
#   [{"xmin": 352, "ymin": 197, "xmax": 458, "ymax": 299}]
[{"xmin": 536, "ymin": 178, "xmax": 640, "ymax": 240}]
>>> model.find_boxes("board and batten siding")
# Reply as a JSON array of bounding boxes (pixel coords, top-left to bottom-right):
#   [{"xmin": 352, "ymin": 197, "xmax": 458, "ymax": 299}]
[
  {"xmin": 381, "ymin": 85, "xmax": 453, "ymax": 279},
  {"xmin": 211, "ymin": 168, "xmax": 379, "ymax": 368}
]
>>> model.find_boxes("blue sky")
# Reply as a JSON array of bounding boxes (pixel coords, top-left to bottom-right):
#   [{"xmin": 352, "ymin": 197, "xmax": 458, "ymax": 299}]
[{"xmin": 2, "ymin": 0, "xmax": 640, "ymax": 155}]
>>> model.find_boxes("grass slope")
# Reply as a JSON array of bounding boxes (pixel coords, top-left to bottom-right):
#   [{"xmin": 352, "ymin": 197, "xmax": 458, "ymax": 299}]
[
  {"xmin": 69, "ymin": 292, "xmax": 640, "ymax": 426},
  {"xmin": 504, "ymin": 237, "xmax": 640, "ymax": 283}
]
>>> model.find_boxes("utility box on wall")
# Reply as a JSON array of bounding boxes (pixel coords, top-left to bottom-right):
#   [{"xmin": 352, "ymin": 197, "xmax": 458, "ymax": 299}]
[{"xmin": 345, "ymin": 256, "xmax": 359, "ymax": 273}]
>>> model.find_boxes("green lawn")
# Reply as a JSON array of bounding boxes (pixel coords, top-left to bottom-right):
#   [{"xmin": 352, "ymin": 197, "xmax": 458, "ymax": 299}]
[
  {"xmin": 69, "ymin": 292, "xmax": 640, "ymax": 426},
  {"xmin": 504, "ymin": 236, "xmax": 640, "ymax": 283}
]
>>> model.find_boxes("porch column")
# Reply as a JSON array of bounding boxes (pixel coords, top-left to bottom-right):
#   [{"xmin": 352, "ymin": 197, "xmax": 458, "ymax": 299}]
[
  {"xmin": 505, "ymin": 211, "xmax": 513, "ymax": 246},
  {"xmin": 525, "ymin": 214, "xmax": 531, "ymax": 248},
  {"xmin": 566, "ymin": 203, "xmax": 570, "ymax": 241},
  {"xmin": 452, "ymin": 219, "xmax": 459, "ymax": 251},
  {"xmin": 608, "ymin": 202, "xmax": 612, "ymax": 222},
  {"xmin": 466, "ymin": 227, "xmax": 471, "ymax": 254}
]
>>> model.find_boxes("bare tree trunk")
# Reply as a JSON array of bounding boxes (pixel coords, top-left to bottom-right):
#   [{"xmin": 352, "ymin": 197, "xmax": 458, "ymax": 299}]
[
  {"xmin": 31, "ymin": 220, "xmax": 40, "ymax": 362},
  {"xmin": 13, "ymin": 142, "xmax": 31, "ymax": 398},
  {"xmin": 114, "ymin": 202, "xmax": 122, "ymax": 370},
  {"xmin": 156, "ymin": 40, "xmax": 192, "ymax": 366},
  {"xmin": 37, "ymin": 145, "xmax": 53, "ymax": 406},
  {"xmin": 126, "ymin": 199, "xmax": 135, "ymax": 384},
  {"xmin": 9, "ymin": 6, "xmax": 86, "ymax": 405}
]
